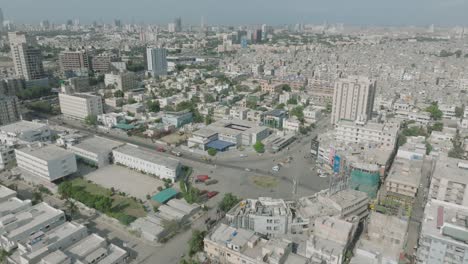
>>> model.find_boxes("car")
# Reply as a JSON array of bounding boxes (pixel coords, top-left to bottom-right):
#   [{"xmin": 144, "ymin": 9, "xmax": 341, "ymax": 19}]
[
  {"xmin": 240, "ymin": 154, "xmax": 248, "ymax": 158},
  {"xmin": 205, "ymin": 179, "xmax": 219, "ymax": 185},
  {"xmin": 207, "ymin": 191, "xmax": 219, "ymax": 198},
  {"xmin": 245, "ymin": 168, "xmax": 251, "ymax": 172},
  {"xmin": 196, "ymin": 175, "xmax": 210, "ymax": 182},
  {"xmin": 272, "ymin": 165, "xmax": 280, "ymax": 172}
]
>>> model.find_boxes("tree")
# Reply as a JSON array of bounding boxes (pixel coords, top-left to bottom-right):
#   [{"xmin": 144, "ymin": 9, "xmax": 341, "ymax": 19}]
[
  {"xmin": 455, "ymin": 105, "xmax": 465, "ymax": 118},
  {"xmin": 425, "ymin": 142, "xmax": 433, "ymax": 155},
  {"xmin": 204, "ymin": 93, "xmax": 216, "ymax": 103},
  {"xmin": 207, "ymin": 148, "xmax": 217, "ymax": 156},
  {"xmin": 65, "ymin": 199, "xmax": 79, "ymax": 220},
  {"xmin": 188, "ymin": 230, "xmax": 207, "ymax": 256},
  {"xmin": 127, "ymin": 98, "xmax": 137, "ymax": 104},
  {"xmin": 427, "ymin": 122, "xmax": 443, "ymax": 134},
  {"xmin": 218, "ymin": 193, "xmax": 241, "ymax": 212},
  {"xmin": 275, "ymin": 103, "xmax": 285, "ymax": 109},
  {"xmin": 279, "ymin": 84, "xmax": 291, "ymax": 92},
  {"xmin": 287, "ymin": 98, "xmax": 298, "ymax": 105},
  {"xmin": 114, "ymin": 90, "xmax": 124, "ymax": 97},
  {"xmin": 85, "ymin": 114, "xmax": 98, "ymax": 126},
  {"xmin": 290, "ymin": 106, "xmax": 304, "ymax": 122},
  {"xmin": 253, "ymin": 141, "xmax": 265, "ymax": 153},
  {"xmin": 425, "ymin": 102, "xmax": 443, "ymax": 120},
  {"xmin": 146, "ymin": 100, "xmax": 160, "ymax": 113},
  {"xmin": 32, "ymin": 191, "xmax": 43, "ymax": 205}
]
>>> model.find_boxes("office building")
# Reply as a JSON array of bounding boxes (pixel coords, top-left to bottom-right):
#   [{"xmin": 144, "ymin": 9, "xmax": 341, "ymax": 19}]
[
  {"xmin": 331, "ymin": 76, "xmax": 376, "ymax": 124},
  {"xmin": 113, "ymin": 144, "xmax": 181, "ymax": 182},
  {"xmin": 8, "ymin": 32, "xmax": 46, "ymax": 81},
  {"xmin": 0, "ymin": 96, "xmax": 21, "ymax": 126},
  {"xmin": 146, "ymin": 47, "xmax": 167, "ymax": 77},
  {"xmin": 0, "ymin": 78, "xmax": 26, "ymax": 96},
  {"xmin": 104, "ymin": 71, "xmax": 138, "ymax": 91},
  {"xmin": 91, "ymin": 54, "xmax": 111, "ymax": 73},
  {"xmin": 174, "ymin": 17, "xmax": 182, "ymax": 32},
  {"xmin": 59, "ymin": 93, "xmax": 103, "ymax": 120},
  {"xmin": 68, "ymin": 136, "xmax": 123, "ymax": 167},
  {"xmin": 59, "ymin": 49, "xmax": 90, "ymax": 77},
  {"xmin": 0, "ymin": 120, "xmax": 51, "ymax": 144},
  {"xmin": 15, "ymin": 144, "xmax": 77, "ymax": 182},
  {"xmin": 335, "ymin": 120, "xmax": 399, "ymax": 150}
]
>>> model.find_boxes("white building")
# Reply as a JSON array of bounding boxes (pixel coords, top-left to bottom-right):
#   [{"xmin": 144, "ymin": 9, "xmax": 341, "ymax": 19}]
[
  {"xmin": 331, "ymin": 76, "xmax": 376, "ymax": 124},
  {"xmin": 113, "ymin": 144, "xmax": 181, "ymax": 182},
  {"xmin": 0, "ymin": 120, "xmax": 51, "ymax": 145},
  {"xmin": 439, "ymin": 104, "xmax": 456, "ymax": 119},
  {"xmin": 303, "ymin": 105, "xmax": 322, "ymax": 124},
  {"xmin": 59, "ymin": 93, "xmax": 103, "ymax": 120},
  {"xmin": 335, "ymin": 120, "xmax": 399, "ymax": 150},
  {"xmin": 15, "ymin": 145, "xmax": 77, "ymax": 181},
  {"xmin": 68, "ymin": 136, "xmax": 123, "ymax": 167},
  {"xmin": 146, "ymin": 47, "xmax": 167, "ymax": 77},
  {"xmin": 97, "ymin": 112, "xmax": 126, "ymax": 128},
  {"xmin": 282, "ymin": 117, "xmax": 301, "ymax": 132},
  {"xmin": 385, "ymin": 158, "xmax": 423, "ymax": 200},
  {"xmin": 429, "ymin": 156, "xmax": 468, "ymax": 206}
]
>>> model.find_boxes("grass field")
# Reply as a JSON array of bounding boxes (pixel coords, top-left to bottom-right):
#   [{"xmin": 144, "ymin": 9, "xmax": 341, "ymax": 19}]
[{"xmin": 251, "ymin": 175, "xmax": 278, "ymax": 188}]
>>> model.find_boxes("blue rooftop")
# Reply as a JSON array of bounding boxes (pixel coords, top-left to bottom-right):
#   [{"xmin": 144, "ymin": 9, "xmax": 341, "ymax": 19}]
[{"xmin": 206, "ymin": 140, "xmax": 235, "ymax": 151}]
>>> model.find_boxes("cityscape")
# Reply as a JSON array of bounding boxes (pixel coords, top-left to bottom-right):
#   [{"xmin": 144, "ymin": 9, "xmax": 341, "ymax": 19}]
[{"xmin": 0, "ymin": 2, "xmax": 468, "ymax": 264}]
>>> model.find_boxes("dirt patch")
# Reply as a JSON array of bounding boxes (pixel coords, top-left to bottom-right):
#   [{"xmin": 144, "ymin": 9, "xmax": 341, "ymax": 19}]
[{"xmin": 251, "ymin": 175, "xmax": 278, "ymax": 188}]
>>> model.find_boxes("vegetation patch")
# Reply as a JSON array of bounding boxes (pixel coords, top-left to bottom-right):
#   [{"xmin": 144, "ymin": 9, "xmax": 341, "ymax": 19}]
[{"xmin": 251, "ymin": 175, "xmax": 278, "ymax": 188}]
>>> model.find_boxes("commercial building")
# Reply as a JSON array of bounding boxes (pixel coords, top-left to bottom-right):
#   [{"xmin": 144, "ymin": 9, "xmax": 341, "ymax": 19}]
[
  {"xmin": 0, "ymin": 96, "xmax": 21, "ymax": 126},
  {"xmin": 0, "ymin": 120, "xmax": 51, "ymax": 144},
  {"xmin": 385, "ymin": 158, "xmax": 423, "ymax": 201},
  {"xmin": 204, "ymin": 223, "xmax": 308, "ymax": 264},
  {"xmin": 162, "ymin": 111, "xmax": 193, "ymax": 128},
  {"xmin": 335, "ymin": 120, "xmax": 399, "ymax": 150},
  {"xmin": 15, "ymin": 144, "xmax": 77, "ymax": 182},
  {"xmin": 113, "ymin": 144, "xmax": 181, "ymax": 182},
  {"xmin": 104, "ymin": 71, "xmax": 138, "ymax": 91},
  {"xmin": 429, "ymin": 157, "xmax": 468, "ymax": 206},
  {"xmin": 59, "ymin": 93, "xmax": 103, "ymax": 120},
  {"xmin": 91, "ymin": 54, "xmax": 112, "ymax": 73},
  {"xmin": 8, "ymin": 32, "xmax": 46, "ymax": 81},
  {"xmin": 146, "ymin": 47, "xmax": 168, "ymax": 77},
  {"xmin": 59, "ymin": 49, "xmax": 90, "ymax": 77},
  {"xmin": 226, "ymin": 197, "xmax": 309, "ymax": 236},
  {"xmin": 282, "ymin": 117, "xmax": 301, "ymax": 132},
  {"xmin": 331, "ymin": 76, "xmax": 376, "ymax": 124},
  {"xmin": 263, "ymin": 109, "xmax": 287, "ymax": 129},
  {"xmin": 416, "ymin": 200, "xmax": 468, "ymax": 264},
  {"xmin": 188, "ymin": 119, "xmax": 270, "ymax": 151},
  {"xmin": 68, "ymin": 136, "xmax": 123, "ymax": 167}
]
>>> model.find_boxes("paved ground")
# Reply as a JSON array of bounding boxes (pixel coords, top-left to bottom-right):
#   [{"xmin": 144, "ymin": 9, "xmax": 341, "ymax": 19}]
[{"xmin": 84, "ymin": 165, "xmax": 165, "ymax": 200}]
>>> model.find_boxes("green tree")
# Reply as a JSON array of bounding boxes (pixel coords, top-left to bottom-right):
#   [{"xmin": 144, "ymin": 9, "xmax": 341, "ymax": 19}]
[
  {"xmin": 146, "ymin": 100, "xmax": 160, "ymax": 112},
  {"xmin": 188, "ymin": 230, "xmax": 207, "ymax": 256},
  {"xmin": 114, "ymin": 90, "xmax": 124, "ymax": 97},
  {"xmin": 127, "ymin": 98, "xmax": 137, "ymax": 104},
  {"xmin": 204, "ymin": 93, "xmax": 216, "ymax": 103},
  {"xmin": 218, "ymin": 193, "xmax": 241, "ymax": 212},
  {"xmin": 425, "ymin": 142, "xmax": 433, "ymax": 155},
  {"xmin": 85, "ymin": 114, "xmax": 98, "ymax": 126},
  {"xmin": 287, "ymin": 98, "xmax": 298, "ymax": 105},
  {"xmin": 455, "ymin": 105, "xmax": 465, "ymax": 118},
  {"xmin": 32, "ymin": 191, "xmax": 43, "ymax": 205},
  {"xmin": 253, "ymin": 141, "xmax": 265, "ymax": 153},
  {"xmin": 207, "ymin": 148, "xmax": 217, "ymax": 156},
  {"xmin": 290, "ymin": 105, "xmax": 304, "ymax": 122},
  {"xmin": 275, "ymin": 103, "xmax": 285, "ymax": 109},
  {"xmin": 65, "ymin": 199, "xmax": 79, "ymax": 220},
  {"xmin": 425, "ymin": 102, "xmax": 443, "ymax": 120}
]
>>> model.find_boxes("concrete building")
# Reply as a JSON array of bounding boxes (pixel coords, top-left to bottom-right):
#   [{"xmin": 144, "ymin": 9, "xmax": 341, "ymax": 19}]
[
  {"xmin": 331, "ymin": 76, "xmax": 376, "ymax": 124},
  {"xmin": 162, "ymin": 111, "xmax": 193, "ymax": 128},
  {"xmin": 282, "ymin": 117, "xmax": 301, "ymax": 132},
  {"xmin": 59, "ymin": 49, "xmax": 90, "ymax": 77},
  {"xmin": 113, "ymin": 144, "xmax": 181, "ymax": 182},
  {"xmin": 0, "ymin": 96, "xmax": 21, "ymax": 126},
  {"xmin": 0, "ymin": 78, "xmax": 26, "ymax": 97},
  {"xmin": 263, "ymin": 109, "xmax": 287, "ymax": 129},
  {"xmin": 226, "ymin": 197, "xmax": 309, "ymax": 236},
  {"xmin": 429, "ymin": 157, "xmax": 468, "ymax": 206},
  {"xmin": 335, "ymin": 120, "xmax": 399, "ymax": 150},
  {"xmin": 385, "ymin": 158, "xmax": 423, "ymax": 201},
  {"xmin": 303, "ymin": 105, "xmax": 322, "ymax": 124},
  {"xmin": 0, "ymin": 120, "xmax": 51, "ymax": 144},
  {"xmin": 104, "ymin": 72, "xmax": 138, "ymax": 91},
  {"xmin": 0, "ymin": 144, "xmax": 15, "ymax": 170},
  {"xmin": 416, "ymin": 200, "xmax": 468, "ymax": 264},
  {"xmin": 59, "ymin": 93, "xmax": 103, "ymax": 120},
  {"xmin": 204, "ymin": 223, "xmax": 308, "ymax": 264},
  {"xmin": 68, "ymin": 136, "xmax": 123, "ymax": 167},
  {"xmin": 146, "ymin": 47, "xmax": 168, "ymax": 77},
  {"xmin": 8, "ymin": 32, "xmax": 46, "ymax": 81},
  {"xmin": 91, "ymin": 54, "xmax": 111, "ymax": 73},
  {"xmin": 15, "ymin": 145, "xmax": 77, "ymax": 182}
]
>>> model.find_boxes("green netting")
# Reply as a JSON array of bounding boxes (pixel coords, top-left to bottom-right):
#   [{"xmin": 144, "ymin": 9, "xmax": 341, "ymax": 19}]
[{"xmin": 349, "ymin": 169, "xmax": 380, "ymax": 198}]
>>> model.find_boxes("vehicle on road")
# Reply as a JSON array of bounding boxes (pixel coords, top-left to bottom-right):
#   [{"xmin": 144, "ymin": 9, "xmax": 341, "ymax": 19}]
[
  {"xmin": 272, "ymin": 165, "xmax": 280, "ymax": 172},
  {"xmin": 171, "ymin": 150, "xmax": 182, "ymax": 157},
  {"xmin": 207, "ymin": 191, "xmax": 219, "ymax": 198},
  {"xmin": 245, "ymin": 168, "xmax": 251, "ymax": 172},
  {"xmin": 156, "ymin": 146, "xmax": 166, "ymax": 152},
  {"xmin": 240, "ymin": 154, "xmax": 248, "ymax": 158},
  {"xmin": 205, "ymin": 179, "xmax": 218, "ymax": 185},
  {"xmin": 195, "ymin": 175, "xmax": 210, "ymax": 183}
]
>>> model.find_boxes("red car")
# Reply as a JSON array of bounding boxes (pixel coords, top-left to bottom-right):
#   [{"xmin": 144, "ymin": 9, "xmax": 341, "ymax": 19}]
[
  {"xmin": 196, "ymin": 175, "xmax": 210, "ymax": 182},
  {"xmin": 156, "ymin": 146, "xmax": 166, "ymax": 152},
  {"xmin": 207, "ymin": 191, "xmax": 219, "ymax": 198}
]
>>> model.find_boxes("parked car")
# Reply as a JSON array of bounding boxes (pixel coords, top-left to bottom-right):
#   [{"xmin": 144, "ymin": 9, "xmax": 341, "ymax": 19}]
[
  {"xmin": 207, "ymin": 191, "xmax": 219, "ymax": 198},
  {"xmin": 272, "ymin": 165, "xmax": 280, "ymax": 172},
  {"xmin": 196, "ymin": 175, "xmax": 210, "ymax": 182},
  {"xmin": 156, "ymin": 146, "xmax": 166, "ymax": 152},
  {"xmin": 240, "ymin": 154, "xmax": 248, "ymax": 158},
  {"xmin": 205, "ymin": 179, "xmax": 219, "ymax": 185}
]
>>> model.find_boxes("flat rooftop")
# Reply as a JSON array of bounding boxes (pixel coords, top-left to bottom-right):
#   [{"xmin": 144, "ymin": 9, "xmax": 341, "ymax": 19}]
[
  {"xmin": 386, "ymin": 158, "xmax": 423, "ymax": 187},
  {"xmin": 228, "ymin": 197, "xmax": 290, "ymax": 217},
  {"xmin": 0, "ymin": 120, "xmax": 47, "ymax": 134},
  {"xmin": 113, "ymin": 144, "xmax": 180, "ymax": 169},
  {"xmin": 16, "ymin": 144, "xmax": 74, "ymax": 161},
  {"xmin": 70, "ymin": 136, "xmax": 123, "ymax": 154},
  {"xmin": 432, "ymin": 156, "xmax": 468, "ymax": 184}
]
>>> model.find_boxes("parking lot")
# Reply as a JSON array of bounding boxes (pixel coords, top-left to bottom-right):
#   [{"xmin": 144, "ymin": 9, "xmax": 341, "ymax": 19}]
[{"xmin": 84, "ymin": 165, "xmax": 165, "ymax": 200}]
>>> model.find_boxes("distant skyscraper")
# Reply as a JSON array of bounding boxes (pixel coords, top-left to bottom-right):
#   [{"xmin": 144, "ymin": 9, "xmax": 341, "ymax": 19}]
[
  {"xmin": 174, "ymin": 17, "xmax": 182, "ymax": 32},
  {"xmin": 0, "ymin": 8, "xmax": 4, "ymax": 32},
  {"xmin": 146, "ymin": 47, "xmax": 167, "ymax": 77},
  {"xmin": 8, "ymin": 32, "xmax": 46, "ymax": 81},
  {"xmin": 331, "ymin": 76, "xmax": 376, "ymax": 124}
]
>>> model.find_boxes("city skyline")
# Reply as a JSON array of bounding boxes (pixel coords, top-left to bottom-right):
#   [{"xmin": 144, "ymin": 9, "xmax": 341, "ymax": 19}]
[{"xmin": 2, "ymin": 0, "xmax": 468, "ymax": 26}]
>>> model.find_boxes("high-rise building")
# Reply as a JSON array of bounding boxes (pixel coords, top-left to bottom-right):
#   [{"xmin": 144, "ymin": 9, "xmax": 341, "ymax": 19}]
[
  {"xmin": 59, "ymin": 49, "xmax": 90, "ymax": 77},
  {"xmin": 331, "ymin": 76, "xmax": 376, "ymax": 124},
  {"xmin": 146, "ymin": 47, "xmax": 167, "ymax": 77},
  {"xmin": 0, "ymin": 8, "xmax": 4, "ymax": 32},
  {"xmin": 0, "ymin": 96, "xmax": 21, "ymax": 126},
  {"xmin": 8, "ymin": 32, "xmax": 46, "ymax": 81},
  {"xmin": 91, "ymin": 54, "xmax": 112, "ymax": 73},
  {"xmin": 174, "ymin": 17, "xmax": 182, "ymax": 32}
]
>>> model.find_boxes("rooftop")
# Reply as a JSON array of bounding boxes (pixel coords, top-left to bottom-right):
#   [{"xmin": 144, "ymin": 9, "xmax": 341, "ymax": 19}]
[
  {"xmin": 70, "ymin": 136, "xmax": 123, "ymax": 155},
  {"xmin": 386, "ymin": 158, "xmax": 423, "ymax": 187},
  {"xmin": 227, "ymin": 197, "xmax": 291, "ymax": 218},
  {"xmin": 433, "ymin": 156, "xmax": 468, "ymax": 184},
  {"xmin": 113, "ymin": 144, "xmax": 180, "ymax": 169},
  {"xmin": 0, "ymin": 120, "xmax": 47, "ymax": 134},
  {"xmin": 16, "ymin": 144, "xmax": 75, "ymax": 161}
]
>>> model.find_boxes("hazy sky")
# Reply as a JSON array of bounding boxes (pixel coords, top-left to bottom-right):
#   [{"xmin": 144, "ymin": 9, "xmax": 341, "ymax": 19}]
[{"xmin": 2, "ymin": 0, "xmax": 468, "ymax": 26}]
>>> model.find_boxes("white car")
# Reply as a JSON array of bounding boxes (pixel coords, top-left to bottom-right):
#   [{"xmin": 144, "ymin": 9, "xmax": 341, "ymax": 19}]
[
  {"xmin": 245, "ymin": 168, "xmax": 251, "ymax": 172},
  {"xmin": 272, "ymin": 165, "xmax": 280, "ymax": 172},
  {"xmin": 240, "ymin": 154, "xmax": 248, "ymax": 158}
]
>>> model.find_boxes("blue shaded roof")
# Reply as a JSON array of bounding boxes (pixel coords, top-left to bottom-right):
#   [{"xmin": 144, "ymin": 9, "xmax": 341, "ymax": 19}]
[
  {"xmin": 152, "ymin": 188, "xmax": 178, "ymax": 204},
  {"xmin": 114, "ymin": 123, "xmax": 135, "ymax": 130},
  {"xmin": 206, "ymin": 140, "xmax": 235, "ymax": 151}
]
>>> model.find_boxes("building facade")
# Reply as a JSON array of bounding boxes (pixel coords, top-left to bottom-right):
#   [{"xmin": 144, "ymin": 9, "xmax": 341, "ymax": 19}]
[
  {"xmin": 8, "ymin": 32, "xmax": 46, "ymax": 81},
  {"xmin": 0, "ymin": 96, "xmax": 21, "ymax": 126},
  {"xmin": 146, "ymin": 47, "xmax": 168, "ymax": 77},
  {"xmin": 59, "ymin": 93, "xmax": 103, "ymax": 120}
]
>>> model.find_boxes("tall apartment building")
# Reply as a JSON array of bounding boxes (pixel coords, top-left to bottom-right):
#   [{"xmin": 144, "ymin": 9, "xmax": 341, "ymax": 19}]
[
  {"xmin": 91, "ymin": 54, "xmax": 111, "ymax": 73},
  {"xmin": 335, "ymin": 120, "xmax": 399, "ymax": 150},
  {"xmin": 8, "ymin": 32, "xmax": 46, "ymax": 81},
  {"xmin": 0, "ymin": 96, "xmax": 21, "ymax": 126},
  {"xmin": 331, "ymin": 76, "xmax": 376, "ymax": 124},
  {"xmin": 146, "ymin": 47, "xmax": 167, "ymax": 77},
  {"xmin": 0, "ymin": 8, "xmax": 4, "ymax": 32},
  {"xmin": 15, "ymin": 144, "xmax": 78, "ymax": 182},
  {"xmin": 0, "ymin": 78, "xmax": 25, "ymax": 96},
  {"xmin": 104, "ymin": 71, "xmax": 138, "ymax": 91},
  {"xmin": 59, "ymin": 93, "xmax": 103, "ymax": 120},
  {"xmin": 59, "ymin": 49, "xmax": 90, "ymax": 76}
]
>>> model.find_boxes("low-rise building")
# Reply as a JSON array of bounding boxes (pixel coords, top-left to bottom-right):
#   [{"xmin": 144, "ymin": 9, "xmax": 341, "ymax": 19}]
[
  {"xmin": 335, "ymin": 119, "xmax": 399, "ymax": 150},
  {"xmin": 104, "ymin": 72, "xmax": 138, "ymax": 91},
  {"xmin": 15, "ymin": 145, "xmax": 77, "ymax": 182},
  {"xmin": 282, "ymin": 117, "xmax": 301, "ymax": 132},
  {"xmin": 0, "ymin": 120, "xmax": 51, "ymax": 144},
  {"xmin": 429, "ymin": 156, "xmax": 468, "ymax": 206},
  {"xmin": 263, "ymin": 109, "xmax": 287, "ymax": 129},
  {"xmin": 303, "ymin": 105, "xmax": 322, "ymax": 124},
  {"xmin": 385, "ymin": 158, "xmax": 423, "ymax": 201},
  {"xmin": 59, "ymin": 93, "xmax": 103, "ymax": 120},
  {"xmin": 68, "ymin": 136, "xmax": 123, "ymax": 167},
  {"xmin": 113, "ymin": 144, "xmax": 181, "ymax": 182},
  {"xmin": 162, "ymin": 111, "xmax": 193, "ymax": 128}
]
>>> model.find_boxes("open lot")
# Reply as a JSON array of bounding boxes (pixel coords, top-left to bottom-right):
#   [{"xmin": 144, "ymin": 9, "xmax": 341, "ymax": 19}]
[
  {"xmin": 84, "ymin": 165, "xmax": 165, "ymax": 201},
  {"xmin": 160, "ymin": 132, "xmax": 190, "ymax": 145}
]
